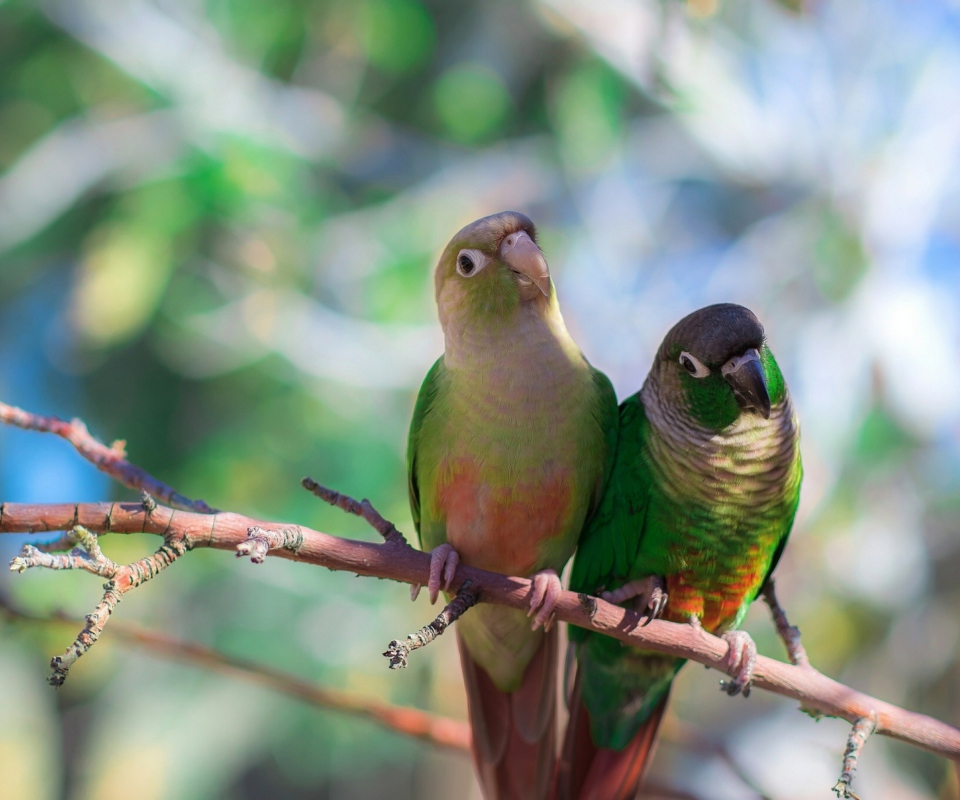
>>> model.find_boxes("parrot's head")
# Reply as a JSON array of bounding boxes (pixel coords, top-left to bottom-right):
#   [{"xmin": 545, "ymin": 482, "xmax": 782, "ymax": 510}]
[
  {"xmin": 652, "ymin": 303, "xmax": 786, "ymax": 431},
  {"xmin": 434, "ymin": 211, "xmax": 553, "ymax": 330}
]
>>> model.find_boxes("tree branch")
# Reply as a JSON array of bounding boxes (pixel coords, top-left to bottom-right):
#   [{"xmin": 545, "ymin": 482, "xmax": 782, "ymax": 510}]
[
  {"xmin": 0, "ymin": 594, "xmax": 471, "ymax": 753},
  {"xmin": 2, "ymin": 403, "xmax": 959, "ymax": 795},
  {"xmin": 833, "ymin": 715, "xmax": 876, "ymax": 800},
  {"xmin": 2, "ymin": 499, "xmax": 959, "ymax": 766},
  {"xmin": 0, "ymin": 401, "xmax": 215, "ymax": 513}
]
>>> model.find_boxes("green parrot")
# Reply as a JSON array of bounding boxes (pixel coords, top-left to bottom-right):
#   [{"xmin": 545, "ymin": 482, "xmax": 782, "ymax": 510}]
[
  {"xmin": 559, "ymin": 303, "xmax": 802, "ymax": 800},
  {"xmin": 407, "ymin": 211, "xmax": 618, "ymax": 800}
]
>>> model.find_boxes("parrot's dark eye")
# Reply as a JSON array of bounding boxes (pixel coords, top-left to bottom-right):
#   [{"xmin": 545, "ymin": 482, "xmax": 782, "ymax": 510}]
[
  {"xmin": 679, "ymin": 351, "xmax": 710, "ymax": 379},
  {"xmin": 455, "ymin": 249, "xmax": 487, "ymax": 278}
]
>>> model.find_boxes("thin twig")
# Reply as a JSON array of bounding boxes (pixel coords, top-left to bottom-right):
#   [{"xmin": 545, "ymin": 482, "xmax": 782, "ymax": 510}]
[
  {"xmin": 384, "ymin": 581, "xmax": 480, "ymax": 669},
  {"xmin": 9, "ymin": 524, "xmax": 189, "ymax": 685},
  {"xmin": 302, "ymin": 476, "xmax": 407, "ymax": 546},
  {"xmin": 0, "ymin": 401, "xmax": 215, "ymax": 513},
  {"xmin": 0, "ymin": 594, "xmax": 471, "ymax": 753},
  {"xmin": 761, "ymin": 580, "xmax": 809, "ymax": 668},
  {"xmin": 834, "ymin": 715, "xmax": 877, "ymax": 799}
]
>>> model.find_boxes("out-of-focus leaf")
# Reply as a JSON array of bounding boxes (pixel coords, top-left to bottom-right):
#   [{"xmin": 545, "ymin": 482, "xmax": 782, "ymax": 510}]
[
  {"xmin": 359, "ymin": 0, "xmax": 436, "ymax": 74},
  {"xmin": 433, "ymin": 63, "xmax": 511, "ymax": 144}
]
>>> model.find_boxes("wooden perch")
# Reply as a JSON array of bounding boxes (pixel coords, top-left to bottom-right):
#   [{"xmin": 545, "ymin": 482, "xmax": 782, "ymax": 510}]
[
  {"xmin": 1, "ymin": 399, "xmax": 958, "ymax": 799},
  {"xmin": 3, "ymin": 497, "xmax": 959, "ymax": 767}
]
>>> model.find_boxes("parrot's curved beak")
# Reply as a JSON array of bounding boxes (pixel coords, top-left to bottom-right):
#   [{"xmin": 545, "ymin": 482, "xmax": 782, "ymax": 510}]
[
  {"xmin": 500, "ymin": 230, "xmax": 550, "ymax": 298},
  {"xmin": 721, "ymin": 348, "xmax": 771, "ymax": 419}
]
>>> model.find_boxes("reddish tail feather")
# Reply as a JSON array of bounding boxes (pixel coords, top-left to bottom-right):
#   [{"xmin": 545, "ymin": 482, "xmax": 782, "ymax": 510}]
[
  {"xmin": 458, "ymin": 627, "xmax": 558, "ymax": 800},
  {"xmin": 555, "ymin": 672, "xmax": 669, "ymax": 800}
]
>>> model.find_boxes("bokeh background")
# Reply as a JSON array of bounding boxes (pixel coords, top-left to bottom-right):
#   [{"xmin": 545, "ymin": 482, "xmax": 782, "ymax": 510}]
[{"xmin": 1, "ymin": 0, "xmax": 959, "ymax": 797}]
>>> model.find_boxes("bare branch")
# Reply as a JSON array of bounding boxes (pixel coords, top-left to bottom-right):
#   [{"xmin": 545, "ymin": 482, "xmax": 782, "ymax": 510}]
[
  {"xmin": 833, "ymin": 715, "xmax": 877, "ymax": 799},
  {"xmin": 2, "ymin": 500, "xmax": 959, "ymax": 769},
  {"xmin": 0, "ymin": 594, "xmax": 471, "ymax": 753},
  {"xmin": 761, "ymin": 579, "xmax": 809, "ymax": 669},
  {"xmin": 1, "ymin": 403, "xmax": 959, "ymax": 789},
  {"xmin": 302, "ymin": 476, "xmax": 407, "ymax": 546},
  {"xmin": 384, "ymin": 581, "xmax": 480, "ymax": 669},
  {"xmin": 9, "ymin": 523, "xmax": 189, "ymax": 685},
  {"xmin": 0, "ymin": 401, "xmax": 215, "ymax": 513}
]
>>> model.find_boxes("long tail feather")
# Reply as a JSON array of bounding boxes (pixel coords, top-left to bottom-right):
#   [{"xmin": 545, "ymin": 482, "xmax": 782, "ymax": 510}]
[
  {"xmin": 459, "ymin": 627, "xmax": 558, "ymax": 800},
  {"xmin": 557, "ymin": 673, "xmax": 669, "ymax": 800}
]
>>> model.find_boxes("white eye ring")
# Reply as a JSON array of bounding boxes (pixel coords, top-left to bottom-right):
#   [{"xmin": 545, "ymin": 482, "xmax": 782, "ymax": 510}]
[
  {"xmin": 679, "ymin": 351, "xmax": 710, "ymax": 379},
  {"xmin": 456, "ymin": 249, "xmax": 488, "ymax": 278}
]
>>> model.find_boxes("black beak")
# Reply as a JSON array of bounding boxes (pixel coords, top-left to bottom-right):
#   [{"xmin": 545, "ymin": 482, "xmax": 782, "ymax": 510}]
[{"xmin": 722, "ymin": 348, "xmax": 771, "ymax": 419}]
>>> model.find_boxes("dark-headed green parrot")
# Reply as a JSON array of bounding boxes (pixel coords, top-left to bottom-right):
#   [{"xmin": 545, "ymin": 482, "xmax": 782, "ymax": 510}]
[
  {"xmin": 560, "ymin": 303, "xmax": 802, "ymax": 800},
  {"xmin": 407, "ymin": 212, "xmax": 618, "ymax": 799}
]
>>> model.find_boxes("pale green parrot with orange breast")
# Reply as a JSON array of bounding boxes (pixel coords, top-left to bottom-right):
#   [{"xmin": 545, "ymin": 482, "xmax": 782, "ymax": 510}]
[{"xmin": 407, "ymin": 211, "xmax": 618, "ymax": 799}]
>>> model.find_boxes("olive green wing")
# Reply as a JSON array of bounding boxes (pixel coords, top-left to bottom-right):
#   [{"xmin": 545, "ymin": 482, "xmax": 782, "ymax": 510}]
[{"xmin": 406, "ymin": 357, "xmax": 445, "ymax": 542}]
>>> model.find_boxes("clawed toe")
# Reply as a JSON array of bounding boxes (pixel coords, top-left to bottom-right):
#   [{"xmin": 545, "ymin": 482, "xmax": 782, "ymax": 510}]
[
  {"xmin": 720, "ymin": 630, "xmax": 757, "ymax": 697},
  {"xmin": 644, "ymin": 581, "xmax": 668, "ymax": 625},
  {"xmin": 410, "ymin": 544, "xmax": 460, "ymax": 605},
  {"xmin": 600, "ymin": 575, "xmax": 668, "ymax": 625},
  {"xmin": 528, "ymin": 569, "xmax": 562, "ymax": 631}
]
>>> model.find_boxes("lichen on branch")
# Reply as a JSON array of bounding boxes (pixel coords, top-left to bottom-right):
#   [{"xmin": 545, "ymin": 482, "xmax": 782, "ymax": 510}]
[
  {"xmin": 384, "ymin": 581, "xmax": 480, "ymax": 669},
  {"xmin": 9, "ymin": 506, "xmax": 189, "ymax": 686}
]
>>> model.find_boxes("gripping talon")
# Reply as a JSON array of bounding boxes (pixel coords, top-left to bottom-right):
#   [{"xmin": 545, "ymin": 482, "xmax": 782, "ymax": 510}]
[
  {"xmin": 600, "ymin": 575, "xmax": 668, "ymax": 625},
  {"xmin": 720, "ymin": 630, "xmax": 757, "ymax": 697},
  {"xmin": 426, "ymin": 543, "xmax": 459, "ymax": 605},
  {"xmin": 528, "ymin": 569, "xmax": 562, "ymax": 631}
]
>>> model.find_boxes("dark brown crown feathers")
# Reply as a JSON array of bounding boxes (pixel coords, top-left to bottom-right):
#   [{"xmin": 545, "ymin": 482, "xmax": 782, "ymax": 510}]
[{"xmin": 658, "ymin": 303, "xmax": 765, "ymax": 366}]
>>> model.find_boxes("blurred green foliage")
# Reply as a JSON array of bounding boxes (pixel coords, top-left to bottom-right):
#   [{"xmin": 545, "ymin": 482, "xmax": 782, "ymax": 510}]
[{"xmin": 1, "ymin": 0, "xmax": 959, "ymax": 799}]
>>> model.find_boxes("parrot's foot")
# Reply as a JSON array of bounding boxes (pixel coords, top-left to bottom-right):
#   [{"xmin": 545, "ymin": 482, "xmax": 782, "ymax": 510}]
[
  {"xmin": 527, "ymin": 569, "xmax": 562, "ymax": 631},
  {"xmin": 720, "ymin": 630, "xmax": 757, "ymax": 697},
  {"xmin": 409, "ymin": 543, "xmax": 459, "ymax": 604},
  {"xmin": 600, "ymin": 575, "xmax": 668, "ymax": 626}
]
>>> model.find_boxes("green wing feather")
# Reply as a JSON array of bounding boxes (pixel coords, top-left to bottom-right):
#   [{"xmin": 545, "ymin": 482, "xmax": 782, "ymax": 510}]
[
  {"xmin": 407, "ymin": 357, "xmax": 445, "ymax": 541},
  {"xmin": 568, "ymin": 392, "xmax": 678, "ymax": 750},
  {"xmin": 570, "ymin": 393, "xmax": 651, "ymax": 611},
  {"xmin": 587, "ymin": 367, "xmax": 620, "ymax": 519}
]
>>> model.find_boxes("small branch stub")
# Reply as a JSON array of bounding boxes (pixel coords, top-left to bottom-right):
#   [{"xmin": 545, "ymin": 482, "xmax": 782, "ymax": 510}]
[
  {"xmin": 384, "ymin": 581, "xmax": 479, "ymax": 669},
  {"xmin": 140, "ymin": 490, "xmax": 157, "ymax": 514},
  {"xmin": 578, "ymin": 592, "xmax": 598, "ymax": 619},
  {"xmin": 833, "ymin": 714, "xmax": 877, "ymax": 800},
  {"xmin": 237, "ymin": 526, "xmax": 303, "ymax": 564}
]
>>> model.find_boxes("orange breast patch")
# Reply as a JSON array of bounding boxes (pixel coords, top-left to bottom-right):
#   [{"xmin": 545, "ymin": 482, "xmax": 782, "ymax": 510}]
[
  {"xmin": 434, "ymin": 459, "xmax": 575, "ymax": 578},
  {"xmin": 663, "ymin": 557, "xmax": 768, "ymax": 633}
]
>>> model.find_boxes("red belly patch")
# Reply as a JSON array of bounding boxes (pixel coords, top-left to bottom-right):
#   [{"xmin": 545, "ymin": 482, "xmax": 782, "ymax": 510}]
[
  {"xmin": 663, "ymin": 552, "xmax": 768, "ymax": 632},
  {"xmin": 433, "ymin": 459, "xmax": 575, "ymax": 578}
]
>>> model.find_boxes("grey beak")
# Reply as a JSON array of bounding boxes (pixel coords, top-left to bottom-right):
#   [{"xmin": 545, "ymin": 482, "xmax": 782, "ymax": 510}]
[
  {"xmin": 500, "ymin": 230, "xmax": 550, "ymax": 297},
  {"xmin": 721, "ymin": 348, "xmax": 771, "ymax": 419}
]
